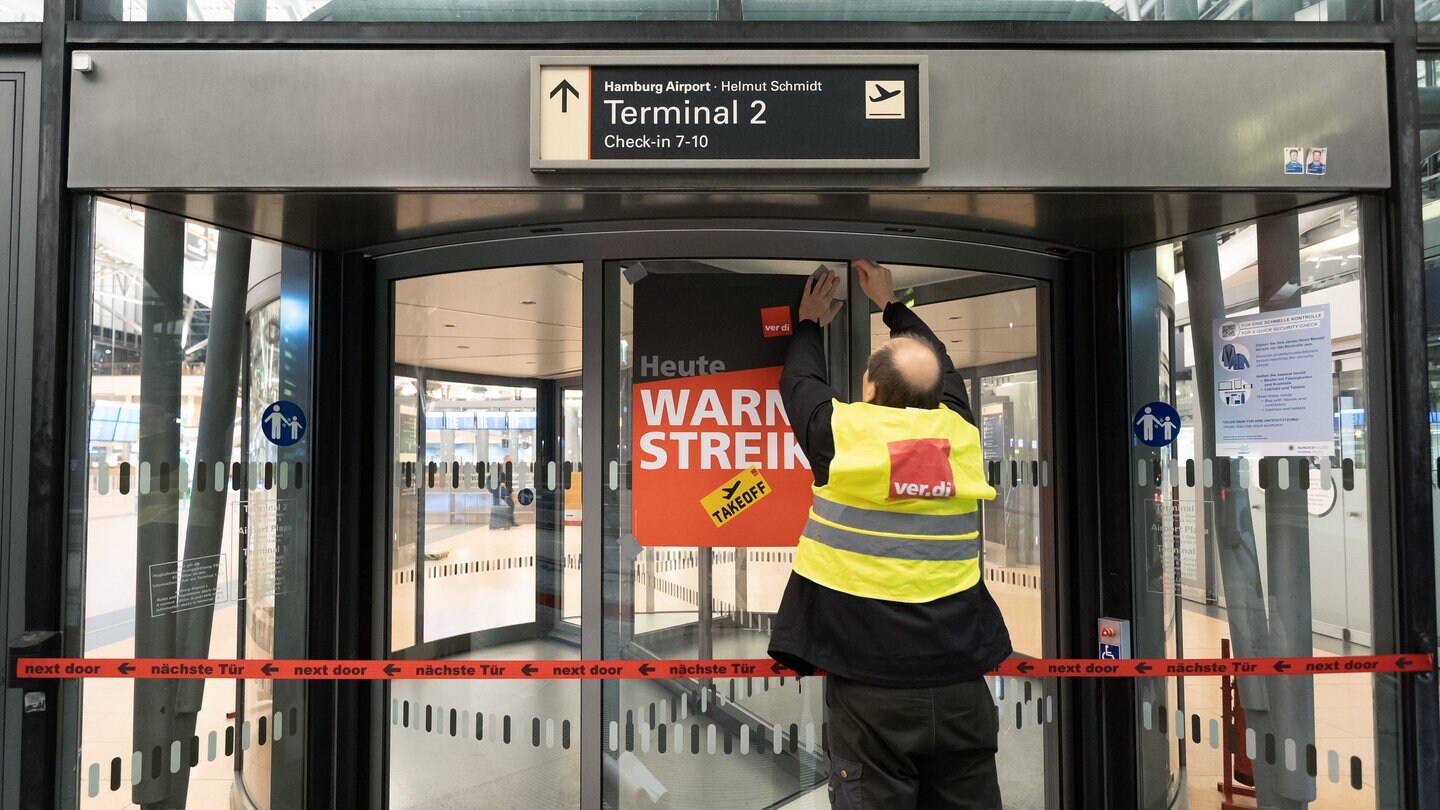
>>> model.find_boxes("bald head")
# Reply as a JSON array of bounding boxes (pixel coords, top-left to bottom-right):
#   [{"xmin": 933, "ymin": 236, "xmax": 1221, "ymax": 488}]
[{"xmin": 864, "ymin": 335, "xmax": 944, "ymax": 409}]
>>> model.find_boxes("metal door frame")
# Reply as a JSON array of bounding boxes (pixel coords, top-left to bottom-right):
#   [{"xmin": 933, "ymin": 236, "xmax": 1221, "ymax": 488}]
[{"xmin": 364, "ymin": 218, "xmax": 1086, "ymax": 810}]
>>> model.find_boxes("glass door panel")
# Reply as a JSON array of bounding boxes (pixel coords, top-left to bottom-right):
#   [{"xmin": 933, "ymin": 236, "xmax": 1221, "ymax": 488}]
[
  {"xmin": 602, "ymin": 258, "xmax": 1058, "ymax": 809},
  {"xmin": 874, "ymin": 266, "xmax": 1057, "ymax": 809},
  {"xmin": 605, "ymin": 259, "xmax": 836, "ymax": 809},
  {"xmin": 387, "ymin": 264, "xmax": 584, "ymax": 809},
  {"xmin": 75, "ymin": 200, "xmax": 313, "ymax": 810},
  {"xmin": 1128, "ymin": 199, "xmax": 1400, "ymax": 808}
]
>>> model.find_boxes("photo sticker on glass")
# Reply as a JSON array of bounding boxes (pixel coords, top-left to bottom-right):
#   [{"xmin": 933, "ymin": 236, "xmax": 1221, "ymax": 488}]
[
  {"xmin": 1283, "ymin": 147, "xmax": 1304, "ymax": 175},
  {"xmin": 1306, "ymin": 147, "xmax": 1327, "ymax": 176}
]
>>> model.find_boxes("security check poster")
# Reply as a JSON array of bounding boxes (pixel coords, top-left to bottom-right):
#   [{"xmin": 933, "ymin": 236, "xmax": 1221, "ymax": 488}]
[
  {"xmin": 1212, "ymin": 304, "xmax": 1333, "ymax": 457},
  {"xmin": 631, "ymin": 273, "xmax": 816, "ymax": 547}
]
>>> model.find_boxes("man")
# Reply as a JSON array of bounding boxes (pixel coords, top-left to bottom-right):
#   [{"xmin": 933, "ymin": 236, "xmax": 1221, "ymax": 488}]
[
  {"xmin": 768, "ymin": 260, "xmax": 1012, "ymax": 810},
  {"xmin": 1306, "ymin": 148, "xmax": 1326, "ymax": 175},
  {"xmin": 1285, "ymin": 148, "xmax": 1304, "ymax": 174}
]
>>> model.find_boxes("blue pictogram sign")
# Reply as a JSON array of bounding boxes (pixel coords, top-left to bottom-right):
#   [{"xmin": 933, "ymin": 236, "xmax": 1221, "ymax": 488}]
[
  {"xmin": 1133, "ymin": 402, "xmax": 1181, "ymax": 448},
  {"xmin": 261, "ymin": 400, "xmax": 306, "ymax": 447},
  {"xmin": 517, "ymin": 488, "xmax": 535, "ymax": 507}
]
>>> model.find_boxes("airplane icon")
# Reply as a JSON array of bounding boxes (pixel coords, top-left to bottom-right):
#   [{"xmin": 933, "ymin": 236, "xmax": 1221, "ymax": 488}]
[
  {"xmin": 722, "ymin": 481, "xmax": 742, "ymax": 499},
  {"xmin": 869, "ymin": 84, "xmax": 902, "ymax": 103}
]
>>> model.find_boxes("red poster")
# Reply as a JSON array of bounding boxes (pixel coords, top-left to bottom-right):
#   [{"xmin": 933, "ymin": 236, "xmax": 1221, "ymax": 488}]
[{"xmin": 630, "ymin": 274, "xmax": 815, "ymax": 547}]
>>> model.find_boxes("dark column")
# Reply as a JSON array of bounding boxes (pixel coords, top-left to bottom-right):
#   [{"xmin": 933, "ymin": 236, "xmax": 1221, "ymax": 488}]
[
  {"xmin": 1127, "ymin": 247, "xmax": 1173, "ymax": 810},
  {"xmin": 1182, "ymin": 234, "xmax": 1285, "ymax": 804},
  {"xmin": 535, "ymin": 380, "xmax": 561, "ymax": 634},
  {"xmin": 165, "ymin": 231, "xmax": 250, "ymax": 807},
  {"xmin": 1255, "ymin": 215, "xmax": 1317, "ymax": 808},
  {"xmin": 1388, "ymin": 3, "xmax": 1440, "ymax": 806},
  {"xmin": 132, "ymin": 211, "xmax": 184, "ymax": 809}
]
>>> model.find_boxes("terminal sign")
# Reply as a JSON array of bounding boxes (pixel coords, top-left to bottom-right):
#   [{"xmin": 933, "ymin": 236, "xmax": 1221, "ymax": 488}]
[{"xmin": 534, "ymin": 59, "xmax": 927, "ymax": 171}]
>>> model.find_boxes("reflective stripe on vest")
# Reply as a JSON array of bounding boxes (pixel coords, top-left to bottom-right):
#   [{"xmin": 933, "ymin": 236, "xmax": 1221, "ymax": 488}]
[
  {"xmin": 801, "ymin": 517, "xmax": 980, "ymax": 561},
  {"xmin": 793, "ymin": 400, "xmax": 994, "ymax": 603},
  {"xmin": 811, "ymin": 495, "xmax": 979, "ymax": 537}
]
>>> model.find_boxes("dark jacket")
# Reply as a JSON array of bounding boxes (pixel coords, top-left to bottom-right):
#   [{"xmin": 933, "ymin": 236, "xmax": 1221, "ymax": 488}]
[{"xmin": 766, "ymin": 301, "xmax": 1013, "ymax": 688}]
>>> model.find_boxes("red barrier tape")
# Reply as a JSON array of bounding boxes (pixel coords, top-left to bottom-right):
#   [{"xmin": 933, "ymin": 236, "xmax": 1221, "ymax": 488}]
[{"xmin": 13, "ymin": 654, "xmax": 1432, "ymax": 681}]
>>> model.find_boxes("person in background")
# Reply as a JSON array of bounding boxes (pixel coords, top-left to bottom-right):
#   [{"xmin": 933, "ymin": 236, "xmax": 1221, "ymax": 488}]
[{"xmin": 489, "ymin": 454, "xmax": 517, "ymax": 530}]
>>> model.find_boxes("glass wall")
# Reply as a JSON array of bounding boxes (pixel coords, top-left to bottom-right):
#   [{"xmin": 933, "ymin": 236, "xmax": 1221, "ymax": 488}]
[
  {"xmin": 76, "ymin": 198, "xmax": 313, "ymax": 808},
  {"xmin": 743, "ymin": 0, "xmax": 1374, "ymax": 21},
  {"xmin": 1129, "ymin": 199, "xmax": 1398, "ymax": 808},
  {"xmin": 76, "ymin": 0, "xmax": 716, "ymax": 22},
  {"xmin": 1421, "ymin": 55, "xmax": 1440, "ymax": 739},
  {"xmin": 387, "ymin": 264, "xmax": 584, "ymax": 809},
  {"xmin": 68, "ymin": 0, "xmax": 1380, "ymax": 22},
  {"xmin": 0, "ymin": 1, "xmax": 41, "ymax": 20}
]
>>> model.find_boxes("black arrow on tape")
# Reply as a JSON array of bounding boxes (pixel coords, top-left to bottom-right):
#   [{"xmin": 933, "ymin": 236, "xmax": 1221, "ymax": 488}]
[
  {"xmin": 550, "ymin": 80, "xmax": 580, "ymax": 113},
  {"xmin": 1135, "ymin": 662, "xmax": 1152, "ymax": 675},
  {"xmin": 521, "ymin": 664, "xmax": 539, "ymax": 677},
  {"xmin": 1273, "ymin": 661, "xmax": 1291, "ymax": 673},
  {"xmin": 1017, "ymin": 661, "xmax": 1033, "ymax": 675},
  {"xmin": 638, "ymin": 662, "xmax": 655, "ymax": 677},
  {"xmin": 1396, "ymin": 657, "xmax": 1413, "ymax": 670},
  {"xmin": 384, "ymin": 663, "xmax": 401, "ymax": 677},
  {"xmin": 771, "ymin": 662, "xmax": 785, "ymax": 675},
  {"xmin": 261, "ymin": 662, "xmax": 279, "ymax": 677},
  {"xmin": 118, "ymin": 662, "xmax": 135, "ymax": 676}
]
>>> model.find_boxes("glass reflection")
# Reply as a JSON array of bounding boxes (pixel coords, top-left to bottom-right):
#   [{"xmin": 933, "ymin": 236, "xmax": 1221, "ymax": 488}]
[
  {"xmin": 387, "ymin": 264, "xmax": 583, "ymax": 809},
  {"xmin": 1134, "ymin": 199, "xmax": 1393, "ymax": 808},
  {"xmin": 78, "ymin": 199, "xmax": 311, "ymax": 809}
]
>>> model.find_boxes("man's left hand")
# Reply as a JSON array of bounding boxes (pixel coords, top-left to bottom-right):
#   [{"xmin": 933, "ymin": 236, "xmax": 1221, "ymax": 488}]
[{"xmin": 798, "ymin": 268, "xmax": 843, "ymax": 327}]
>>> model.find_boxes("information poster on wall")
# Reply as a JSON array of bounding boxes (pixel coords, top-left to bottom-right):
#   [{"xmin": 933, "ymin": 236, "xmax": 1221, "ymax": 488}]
[
  {"xmin": 1213, "ymin": 304, "xmax": 1332, "ymax": 457},
  {"xmin": 631, "ymin": 273, "xmax": 814, "ymax": 547}
]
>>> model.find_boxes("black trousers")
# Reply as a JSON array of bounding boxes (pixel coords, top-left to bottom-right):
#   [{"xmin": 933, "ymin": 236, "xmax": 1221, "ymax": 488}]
[{"xmin": 825, "ymin": 675, "xmax": 1002, "ymax": 810}]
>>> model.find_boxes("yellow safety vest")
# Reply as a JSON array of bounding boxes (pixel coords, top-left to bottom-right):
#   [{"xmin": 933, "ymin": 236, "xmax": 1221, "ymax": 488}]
[{"xmin": 793, "ymin": 400, "xmax": 996, "ymax": 603}]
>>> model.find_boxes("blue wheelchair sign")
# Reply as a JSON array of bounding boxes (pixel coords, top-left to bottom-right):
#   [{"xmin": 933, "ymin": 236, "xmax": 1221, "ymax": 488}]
[
  {"xmin": 261, "ymin": 400, "xmax": 306, "ymax": 447},
  {"xmin": 1133, "ymin": 402, "xmax": 1180, "ymax": 448}
]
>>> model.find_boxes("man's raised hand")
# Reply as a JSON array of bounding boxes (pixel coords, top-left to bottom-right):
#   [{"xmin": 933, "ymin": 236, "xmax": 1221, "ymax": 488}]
[
  {"xmin": 854, "ymin": 259, "xmax": 898, "ymax": 308},
  {"xmin": 798, "ymin": 268, "xmax": 843, "ymax": 326}
]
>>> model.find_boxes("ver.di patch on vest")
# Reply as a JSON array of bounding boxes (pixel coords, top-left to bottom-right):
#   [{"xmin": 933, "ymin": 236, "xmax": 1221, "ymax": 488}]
[{"xmin": 886, "ymin": 438, "xmax": 954, "ymax": 499}]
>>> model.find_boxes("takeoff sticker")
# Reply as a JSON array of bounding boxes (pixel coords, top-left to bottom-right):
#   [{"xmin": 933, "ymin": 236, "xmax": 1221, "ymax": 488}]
[
  {"xmin": 631, "ymin": 274, "xmax": 817, "ymax": 547},
  {"xmin": 701, "ymin": 467, "xmax": 772, "ymax": 527}
]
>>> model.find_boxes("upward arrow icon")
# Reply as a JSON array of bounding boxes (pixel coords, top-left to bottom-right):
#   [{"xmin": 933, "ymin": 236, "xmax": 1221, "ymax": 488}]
[{"xmin": 550, "ymin": 80, "xmax": 580, "ymax": 113}]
